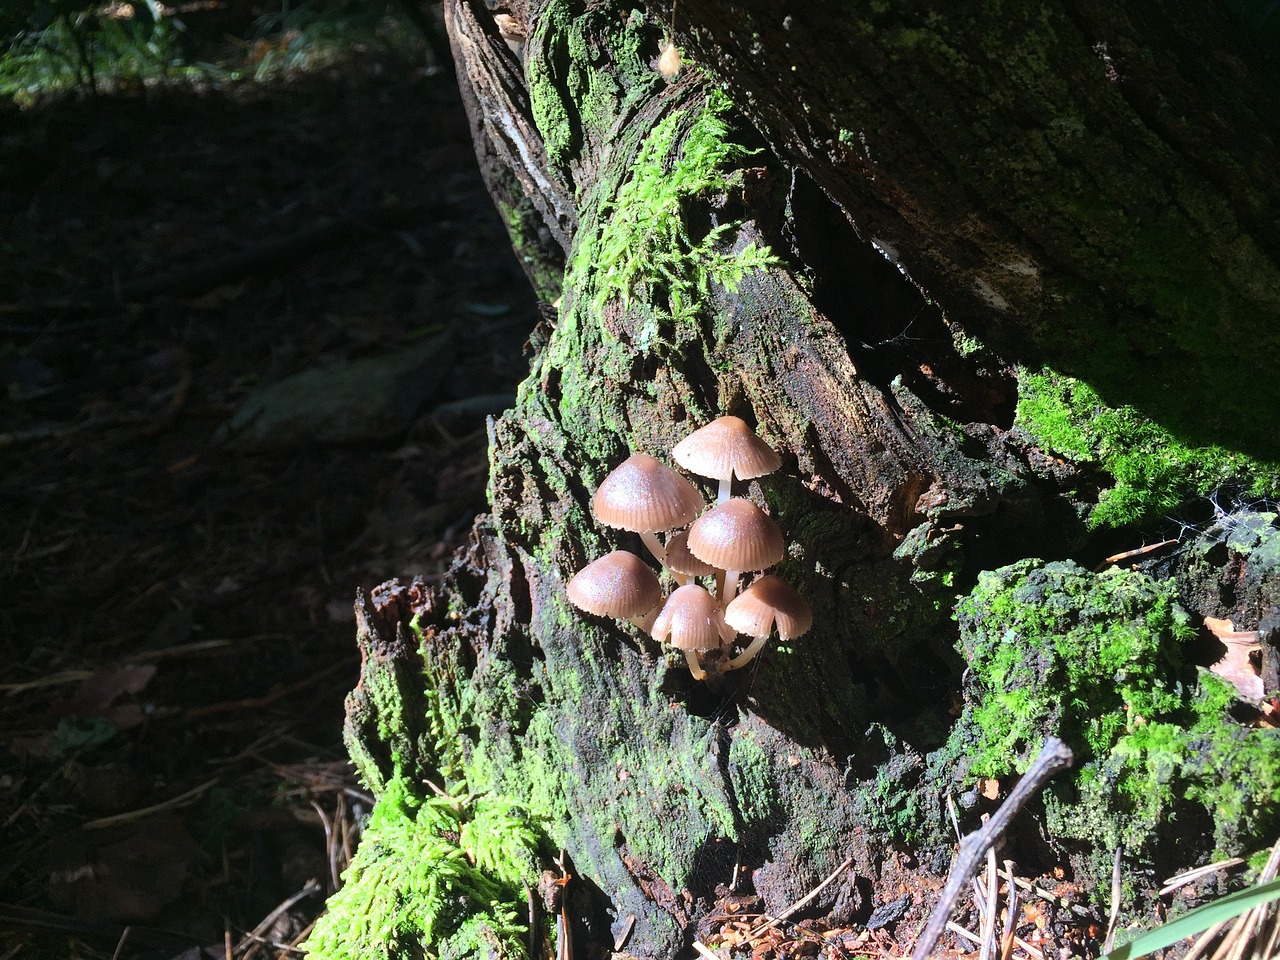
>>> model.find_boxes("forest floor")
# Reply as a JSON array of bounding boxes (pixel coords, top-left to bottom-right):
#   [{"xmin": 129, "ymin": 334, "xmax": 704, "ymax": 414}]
[{"xmin": 0, "ymin": 36, "xmax": 541, "ymax": 959}]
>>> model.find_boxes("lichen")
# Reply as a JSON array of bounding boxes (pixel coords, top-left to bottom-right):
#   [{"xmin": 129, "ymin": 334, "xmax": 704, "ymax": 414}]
[
  {"xmin": 948, "ymin": 558, "xmax": 1280, "ymax": 862},
  {"xmin": 1014, "ymin": 366, "xmax": 1280, "ymax": 528}
]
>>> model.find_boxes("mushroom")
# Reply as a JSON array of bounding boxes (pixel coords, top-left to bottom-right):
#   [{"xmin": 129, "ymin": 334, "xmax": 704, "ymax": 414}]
[
  {"xmin": 686, "ymin": 497, "xmax": 785, "ymax": 605},
  {"xmin": 664, "ymin": 529, "xmax": 717, "ymax": 586},
  {"xmin": 724, "ymin": 575, "xmax": 813, "ymax": 671},
  {"xmin": 650, "ymin": 584, "xmax": 735, "ymax": 680},
  {"xmin": 566, "ymin": 551, "xmax": 664, "ymax": 629},
  {"xmin": 592, "ymin": 453, "xmax": 703, "ymax": 568},
  {"xmin": 671, "ymin": 415, "xmax": 781, "ymax": 504}
]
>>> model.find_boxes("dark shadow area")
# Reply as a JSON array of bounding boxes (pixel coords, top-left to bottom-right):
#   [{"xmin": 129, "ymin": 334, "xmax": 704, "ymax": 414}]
[
  {"xmin": 0, "ymin": 47, "xmax": 538, "ymax": 957},
  {"xmin": 779, "ymin": 169, "xmax": 1017, "ymax": 432}
]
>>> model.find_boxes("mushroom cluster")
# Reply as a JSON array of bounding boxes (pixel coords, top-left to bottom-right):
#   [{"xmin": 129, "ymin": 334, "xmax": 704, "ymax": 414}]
[{"xmin": 566, "ymin": 417, "xmax": 812, "ymax": 680}]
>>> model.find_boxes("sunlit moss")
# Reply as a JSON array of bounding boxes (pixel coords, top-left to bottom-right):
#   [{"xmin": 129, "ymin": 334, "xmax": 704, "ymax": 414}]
[
  {"xmin": 570, "ymin": 88, "xmax": 780, "ymax": 331},
  {"xmin": 1014, "ymin": 367, "xmax": 1280, "ymax": 528},
  {"xmin": 950, "ymin": 559, "xmax": 1280, "ymax": 859},
  {"xmin": 303, "ymin": 778, "xmax": 538, "ymax": 960}
]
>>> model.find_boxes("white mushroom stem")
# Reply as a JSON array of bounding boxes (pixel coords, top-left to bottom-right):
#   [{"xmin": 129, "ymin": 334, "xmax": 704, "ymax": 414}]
[
  {"xmin": 721, "ymin": 569, "xmax": 742, "ymax": 607},
  {"xmin": 726, "ymin": 634, "xmax": 770, "ymax": 671},
  {"xmin": 683, "ymin": 649, "xmax": 707, "ymax": 680},
  {"xmin": 717, "ymin": 470, "xmax": 735, "ymax": 505},
  {"xmin": 639, "ymin": 530, "xmax": 668, "ymax": 568}
]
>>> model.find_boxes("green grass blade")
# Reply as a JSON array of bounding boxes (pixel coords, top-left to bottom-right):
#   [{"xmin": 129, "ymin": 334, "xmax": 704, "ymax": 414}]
[{"xmin": 1104, "ymin": 876, "xmax": 1280, "ymax": 960}]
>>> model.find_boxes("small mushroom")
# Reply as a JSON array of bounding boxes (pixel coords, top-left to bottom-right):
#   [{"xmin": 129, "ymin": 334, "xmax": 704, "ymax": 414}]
[
  {"xmin": 672, "ymin": 415, "xmax": 781, "ymax": 504},
  {"xmin": 657, "ymin": 39, "xmax": 682, "ymax": 80},
  {"xmin": 724, "ymin": 575, "xmax": 812, "ymax": 671},
  {"xmin": 686, "ymin": 497, "xmax": 785, "ymax": 605},
  {"xmin": 650, "ymin": 584, "xmax": 735, "ymax": 680},
  {"xmin": 592, "ymin": 453, "xmax": 703, "ymax": 568},
  {"xmin": 567, "ymin": 550, "xmax": 664, "ymax": 629},
  {"xmin": 664, "ymin": 529, "xmax": 717, "ymax": 586}
]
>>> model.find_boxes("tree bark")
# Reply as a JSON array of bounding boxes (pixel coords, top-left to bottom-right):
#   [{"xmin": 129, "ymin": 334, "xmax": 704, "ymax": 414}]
[{"xmin": 317, "ymin": 3, "xmax": 1280, "ymax": 958}]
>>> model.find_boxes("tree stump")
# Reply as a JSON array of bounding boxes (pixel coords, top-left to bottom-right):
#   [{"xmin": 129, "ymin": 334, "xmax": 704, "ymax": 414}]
[{"xmin": 305, "ymin": 3, "xmax": 1280, "ymax": 958}]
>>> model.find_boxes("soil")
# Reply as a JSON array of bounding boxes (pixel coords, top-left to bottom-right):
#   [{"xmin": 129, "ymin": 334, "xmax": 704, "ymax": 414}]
[{"xmin": 0, "ymin": 45, "xmax": 539, "ymax": 959}]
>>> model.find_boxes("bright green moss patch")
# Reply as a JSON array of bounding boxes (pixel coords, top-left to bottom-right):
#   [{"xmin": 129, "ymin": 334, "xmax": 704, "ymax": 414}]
[
  {"xmin": 571, "ymin": 88, "xmax": 779, "ymax": 330},
  {"xmin": 955, "ymin": 559, "xmax": 1192, "ymax": 778},
  {"xmin": 1014, "ymin": 367, "xmax": 1280, "ymax": 528},
  {"xmin": 951, "ymin": 559, "xmax": 1280, "ymax": 858},
  {"xmin": 307, "ymin": 616, "xmax": 543, "ymax": 960},
  {"xmin": 304, "ymin": 778, "xmax": 538, "ymax": 960}
]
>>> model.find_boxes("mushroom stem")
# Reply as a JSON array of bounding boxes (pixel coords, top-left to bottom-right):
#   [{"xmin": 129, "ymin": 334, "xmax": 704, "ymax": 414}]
[
  {"xmin": 722, "ymin": 569, "xmax": 742, "ymax": 607},
  {"xmin": 717, "ymin": 471, "xmax": 734, "ymax": 505},
  {"xmin": 726, "ymin": 634, "xmax": 770, "ymax": 671},
  {"xmin": 683, "ymin": 648, "xmax": 707, "ymax": 681},
  {"xmin": 639, "ymin": 530, "xmax": 668, "ymax": 568}
]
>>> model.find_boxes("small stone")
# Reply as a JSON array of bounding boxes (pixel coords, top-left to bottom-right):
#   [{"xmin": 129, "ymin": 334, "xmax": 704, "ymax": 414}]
[
  {"xmin": 866, "ymin": 894, "xmax": 911, "ymax": 931},
  {"xmin": 218, "ymin": 333, "xmax": 450, "ymax": 449}
]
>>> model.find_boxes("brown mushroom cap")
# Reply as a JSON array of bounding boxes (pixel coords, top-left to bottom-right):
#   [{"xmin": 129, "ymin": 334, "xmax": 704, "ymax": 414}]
[
  {"xmin": 665, "ymin": 529, "xmax": 717, "ymax": 578},
  {"xmin": 686, "ymin": 498, "xmax": 785, "ymax": 572},
  {"xmin": 650, "ymin": 584, "xmax": 730, "ymax": 651},
  {"xmin": 724, "ymin": 575, "xmax": 813, "ymax": 640},
  {"xmin": 671, "ymin": 416, "xmax": 781, "ymax": 482},
  {"xmin": 592, "ymin": 453, "xmax": 703, "ymax": 533},
  {"xmin": 567, "ymin": 551, "xmax": 663, "ymax": 619}
]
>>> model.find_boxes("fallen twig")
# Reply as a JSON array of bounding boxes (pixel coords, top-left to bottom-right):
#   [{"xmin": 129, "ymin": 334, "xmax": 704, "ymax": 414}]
[
  {"xmin": 237, "ymin": 880, "xmax": 322, "ymax": 960},
  {"xmin": 979, "ymin": 831, "xmax": 998, "ymax": 960},
  {"xmin": 1103, "ymin": 845, "xmax": 1124, "ymax": 954},
  {"xmin": 82, "ymin": 776, "xmax": 220, "ymax": 830},
  {"xmin": 910, "ymin": 737, "xmax": 1074, "ymax": 960},
  {"xmin": 1160, "ymin": 858, "xmax": 1246, "ymax": 897},
  {"xmin": 1000, "ymin": 860, "xmax": 1019, "ymax": 960},
  {"xmin": 747, "ymin": 855, "xmax": 855, "ymax": 938},
  {"xmin": 1096, "ymin": 539, "xmax": 1178, "ymax": 571}
]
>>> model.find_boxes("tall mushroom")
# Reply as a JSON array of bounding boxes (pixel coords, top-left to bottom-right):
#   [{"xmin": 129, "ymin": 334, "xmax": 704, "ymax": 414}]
[
  {"xmin": 592, "ymin": 453, "xmax": 703, "ymax": 568},
  {"xmin": 650, "ymin": 584, "xmax": 735, "ymax": 681},
  {"xmin": 724, "ymin": 575, "xmax": 813, "ymax": 671},
  {"xmin": 566, "ymin": 550, "xmax": 664, "ymax": 630},
  {"xmin": 671, "ymin": 415, "xmax": 781, "ymax": 504},
  {"xmin": 686, "ymin": 498, "xmax": 785, "ymax": 605}
]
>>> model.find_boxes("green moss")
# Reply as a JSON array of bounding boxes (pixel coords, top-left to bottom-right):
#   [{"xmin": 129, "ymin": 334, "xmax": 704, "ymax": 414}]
[
  {"xmin": 569, "ymin": 88, "xmax": 780, "ymax": 331},
  {"xmin": 1014, "ymin": 367, "xmax": 1280, "ymax": 527},
  {"xmin": 851, "ymin": 728, "xmax": 927, "ymax": 847},
  {"xmin": 307, "ymin": 616, "xmax": 545, "ymax": 960},
  {"xmin": 950, "ymin": 559, "xmax": 1280, "ymax": 860},
  {"xmin": 495, "ymin": 194, "xmax": 565, "ymax": 302},
  {"xmin": 526, "ymin": 1, "xmax": 659, "ymax": 182},
  {"xmin": 728, "ymin": 727, "xmax": 780, "ymax": 830},
  {"xmin": 304, "ymin": 778, "xmax": 538, "ymax": 960},
  {"xmin": 956, "ymin": 560, "xmax": 1191, "ymax": 775}
]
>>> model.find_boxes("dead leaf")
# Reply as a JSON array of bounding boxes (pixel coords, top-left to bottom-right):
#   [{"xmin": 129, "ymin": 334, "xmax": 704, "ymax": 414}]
[
  {"xmin": 47, "ymin": 813, "xmax": 200, "ymax": 922},
  {"xmin": 1205, "ymin": 616, "xmax": 1260, "ymax": 642},
  {"xmin": 51, "ymin": 664, "xmax": 157, "ymax": 722},
  {"xmin": 1205, "ymin": 616, "xmax": 1263, "ymax": 701}
]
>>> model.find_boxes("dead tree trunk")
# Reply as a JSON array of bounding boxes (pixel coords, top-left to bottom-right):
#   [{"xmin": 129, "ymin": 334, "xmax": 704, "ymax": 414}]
[{"xmin": 310, "ymin": 3, "xmax": 1280, "ymax": 959}]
